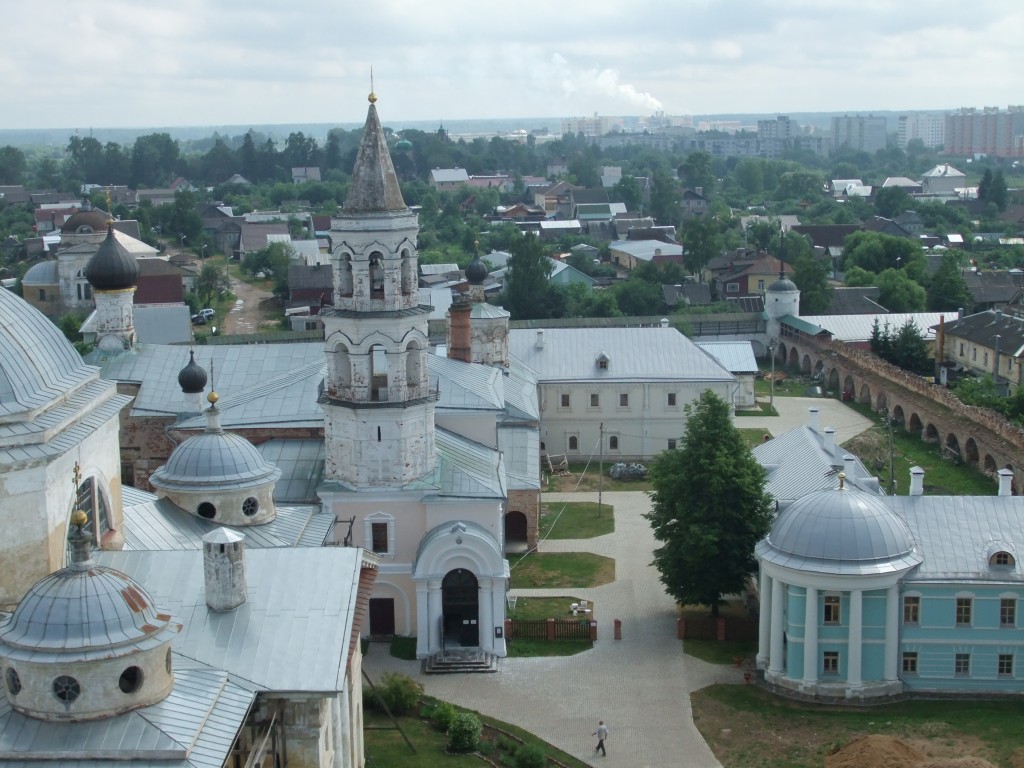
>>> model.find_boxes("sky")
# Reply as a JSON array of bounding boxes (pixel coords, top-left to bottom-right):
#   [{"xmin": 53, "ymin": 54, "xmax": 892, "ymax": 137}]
[{"xmin": 2, "ymin": 0, "xmax": 1022, "ymax": 130}]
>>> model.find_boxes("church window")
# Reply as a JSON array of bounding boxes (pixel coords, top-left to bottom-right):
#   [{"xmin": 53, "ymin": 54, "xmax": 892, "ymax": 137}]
[
  {"xmin": 1001, "ymin": 598, "xmax": 1016, "ymax": 627},
  {"xmin": 667, "ymin": 439, "xmax": 677, "ymax": 450},
  {"xmin": 370, "ymin": 345, "xmax": 389, "ymax": 401},
  {"xmin": 197, "ymin": 502, "xmax": 217, "ymax": 520},
  {"xmin": 77, "ymin": 283, "xmax": 83, "ymax": 300},
  {"xmin": 822, "ymin": 651, "xmax": 839, "ymax": 674},
  {"xmin": 619, "ymin": 393, "xmax": 629, "ymax": 407},
  {"xmin": 609, "ymin": 436, "xmax": 618, "ymax": 450},
  {"xmin": 118, "ymin": 666, "xmax": 143, "ymax": 694},
  {"xmin": 53, "ymin": 675, "xmax": 81, "ymax": 702},
  {"xmin": 956, "ymin": 597, "xmax": 972, "ymax": 626},
  {"xmin": 371, "ymin": 523, "xmax": 389, "ymax": 554},
  {"xmin": 377, "ymin": 426, "xmax": 382, "ymax": 442},
  {"xmin": 903, "ymin": 595, "xmax": 920, "ymax": 624},
  {"xmin": 365, "ymin": 514, "xmax": 395, "ymax": 556},
  {"xmin": 370, "ymin": 253, "xmax": 385, "ymax": 298},
  {"xmin": 901, "ymin": 652, "xmax": 918, "ymax": 674},
  {"xmin": 568, "ymin": 436, "xmax": 578, "ymax": 451},
  {"xmin": 242, "ymin": 497, "xmax": 259, "ymax": 517},
  {"xmin": 5, "ymin": 668, "xmax": 20, "ymax": 696},
  {"xmin": 823, "ymin": 595, "xmax": 840, "ymax": 624},
  {"xmin": 955, "ymin": 653, "xmax": 971, "ymax": 677},
  {"xmin": 165, "ymin": 649, "xmax": 173, "ymax": 674},
  {"xmin": 991, "ymin": 551, "xmax": 1015, "ymax": 566},
  {"xmin": 590, "ymin": 394, "xmax": 599, "ymax": 407},
  {"xmin": 38, "ymin": 289, "xmax": 46, "ymax": 301},
  {"xmin": 998, "ymin": 654, "xmax": 1014, "ymax": 677},
  {"xmin": 560, "ymin": 393, "xmax": 570, "ymax": 408},
  {"xmin": 668, "ymin": 393, "xmax": 676, "ymax": 406}
]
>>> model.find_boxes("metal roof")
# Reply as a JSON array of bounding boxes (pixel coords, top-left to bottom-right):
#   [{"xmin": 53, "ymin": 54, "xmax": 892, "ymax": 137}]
[
  {"xmin": 97, "ymin": 547, "xmax": 362, "ymax": 693},
  {"xmin": 404, "ymin": 427, "xmax": 506, "ymax": 499},
  {"xmin": 0, "ymin": 288, "xmax": 101, "ymax": 420},
  {"xmin": 499, "ymin": 424, "xmax": 541, "ymax": 491},
  {"xmin": 122, "ymin": 492, "xmax": 331, "ymax": 551},
  {"xmin": 798, "ymin": 312, "xmax": 955, "ymax": 342},
  {"xmin": 608, "ymin": 239, "xmax": 683, "ymax": 260},
  {"xmin": 432, "ymin": 355, "xmax": 504, "ymax": 411},
  {"xmin": 696, "ymin": 341, "xmax": 758, "ymax": 374},
  {"xmin": 133, "ymin": 305, "xmax": 192, "ymax": 345},
  {"xmin": 256, "ymin": 439, "xmax": 325, "ymax": 503},
  {"xmin": 759, "ymin": 488, "xmax": 921, "ymax": 576},
  {"xmin": 892, "ymin": 495, "xmax": 1024, "ymax": 582},
  {"xmin": 508, "ymin": 326, "xmax": 734, "ymax": 384},
  {"xmin": 0, "ymin": 665, "xmax": 254, "ymax": 767}
]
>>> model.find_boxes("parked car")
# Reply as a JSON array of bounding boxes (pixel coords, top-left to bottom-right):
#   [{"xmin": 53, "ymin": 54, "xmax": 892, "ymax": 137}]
[
  {"xmin": 199, "ymin": 308, "xmax": 216, "ymax": 319},
  {"xmin": 191, "ymin": 314, "xmax": 207, "ymax": 325}
]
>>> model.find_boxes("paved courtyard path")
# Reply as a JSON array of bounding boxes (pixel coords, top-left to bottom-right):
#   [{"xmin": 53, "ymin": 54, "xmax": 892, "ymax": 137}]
[
  {"xmin": 739, "ymin": 395, "xmax": 875, "ymax": 445},
  {"xmin": 364, "ymin": 491, "xmax": 740, "ymax": 767}
]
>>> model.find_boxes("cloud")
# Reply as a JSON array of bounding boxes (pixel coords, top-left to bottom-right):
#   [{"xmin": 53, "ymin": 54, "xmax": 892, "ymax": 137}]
[{"xmin": 549, "ymin": 53, "xmax": 663, "ymax": 113}]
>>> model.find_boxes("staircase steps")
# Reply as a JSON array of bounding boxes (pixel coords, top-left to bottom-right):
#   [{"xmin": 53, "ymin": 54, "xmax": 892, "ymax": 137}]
[{"xmin": 422, "ymin": 649, "xmax": 499, "ymax": 674}]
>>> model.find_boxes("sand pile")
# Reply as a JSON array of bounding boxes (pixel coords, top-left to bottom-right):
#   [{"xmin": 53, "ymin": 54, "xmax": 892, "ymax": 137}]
[{"xmin": 826, "ymin": 735, "xmax": 925, "ymax": 768}]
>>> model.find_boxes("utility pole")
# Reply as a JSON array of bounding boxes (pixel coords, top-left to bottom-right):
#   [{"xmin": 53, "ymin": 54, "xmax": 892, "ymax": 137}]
[
  {"xmin": 598, "ymin": 422, "xmax": 604, "ymax": 517},
  {"xmin": 886, "ymin": 410, "xmax": 895, "ymax": 495},
  {"xmin": 768, "ymin": 341, "xmax": 776, "ymax": 415}
]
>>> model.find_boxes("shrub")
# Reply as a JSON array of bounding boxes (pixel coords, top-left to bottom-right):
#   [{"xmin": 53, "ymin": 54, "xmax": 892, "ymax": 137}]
[
  {"xmin": 371, "ymin": 672, "xmax": 423, "ymax": 715},
  {"xmin": 447, "ymin": 712, "xmax": 482, "ymax": 753},
  {"xmin": 429, "ymin": 701, "xmax": 458, "ymax": 733},
  {"xmin": 514, "ymin": 743, "xmax": 547, "ymax": 768}
]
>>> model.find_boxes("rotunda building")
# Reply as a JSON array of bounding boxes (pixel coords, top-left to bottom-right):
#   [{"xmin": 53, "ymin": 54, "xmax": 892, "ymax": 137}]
[
  {"xmin": 148, "ymin": 393, "xmax": 281, "ymax": 526},
  {"xmin": 0, "ymin": 513, "xmax": 178, "ymax": 722},
  {"xmin": 755, "ymin": 475, "xmax": 922, "ymax": 699}
]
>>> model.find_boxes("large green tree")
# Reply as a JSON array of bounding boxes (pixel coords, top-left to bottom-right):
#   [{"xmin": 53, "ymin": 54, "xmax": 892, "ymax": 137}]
[
  {"xmin": 644, "ymin": 390, "xmax": 774, "ymax": 617},
  {"xmin": 792, "ymin": 253, "xmax": 833, "ymax": 314},
  {"xmin": 927, "ymin": 252, "xmax": 971, "ymax": 311},
  {"xmin": 680, "ymin": 216, "xmax": 722, "ymax": 275},
  {"xmin": 502, "ymin": 232, "xmax": 553, "ymax": 320}
]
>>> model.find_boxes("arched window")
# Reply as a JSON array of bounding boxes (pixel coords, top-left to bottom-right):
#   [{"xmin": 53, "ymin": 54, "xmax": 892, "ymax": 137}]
[
  {"xmin": 568, "ymin": 436, "xmax": 578, "ymax": 451},
  {"xmin": 406, "ymin": 340, "xmax": 422, "ymax": 388},
  {"xmin": 401, "ymin": 248, "xmax": 415, "ymax": 295},
  {"xmin": 336, "ymin": 253, "xmax": 353, "ymax": 297},
  {"xmin": 369, "ymin": 253, "xmax": 385, "ymax": 298},
  {"xmin": 991, "ymin": 551, "xmax": 1016, "ymax": 567},
  {"xmin": 370, "ymin": 345, "xmax": 389, "ymax": 401},
  {"xmin": 609, "ymin": 436, "xmax": 619, "ymax": 450}
]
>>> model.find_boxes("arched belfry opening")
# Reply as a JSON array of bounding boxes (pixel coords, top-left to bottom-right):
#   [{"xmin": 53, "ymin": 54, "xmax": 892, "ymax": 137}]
[{"xmin": 442, "ymin": 568, "xmax": 479, "ymax": 647}]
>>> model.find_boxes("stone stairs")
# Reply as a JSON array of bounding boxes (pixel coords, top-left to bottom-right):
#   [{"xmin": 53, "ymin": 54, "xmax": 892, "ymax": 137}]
[{"xmin": 422, "ymin": 649, "xmax": 499, "ymax": 674}]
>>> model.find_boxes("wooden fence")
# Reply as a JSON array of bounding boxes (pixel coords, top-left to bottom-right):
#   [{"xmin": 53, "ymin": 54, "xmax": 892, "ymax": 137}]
[
  {"xmin": 506, "ymin": 618, "xmax": 597, "ymax": 642},
  {"xmin": 677, "ymin": 616, "xmax": 757, "ymax": 642}
]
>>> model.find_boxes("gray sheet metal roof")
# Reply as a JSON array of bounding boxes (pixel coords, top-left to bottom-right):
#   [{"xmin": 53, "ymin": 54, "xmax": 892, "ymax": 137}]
[
  {"xmin": 134, "ymin": 304, "xmax": 192, "ymax": 345},
  {"xmin": 0, "ymin": 665, "xmax": 254, "ymax": 767},
  {"xmin": 502, "ymin": 356, "xmax": 540, "ymax": 422},
  {"xmin": 696, "ymin": 341, "xmax": 758, "ymax": 374},
  {"xmin": 892, "ymin": 495, "xmax": 1024, "ymax": 582},
  {"xmin": 508, "ymin": 326, "xmax": 734, "ymax": 383},
  {"xmin": 753, "ymin": 425, "xmax": 880, "ymax": 504},
  {"xmin": 499, "ymin": 424, "xmax": 541, "ymax": 491},
  {"xmin": 122, "ymin": 492, "xmax": 331, "ymax": 551},
  {"xmin": 0, "ymin": 288, "xmax": 100, "ymax": 420},
  {"xmin": 432, "ymin": 355, "xmax": 504, "ymax": 411},
  {"xmin": 800, "ymin": 312, "xmax": 955, "ymax": 343},
  {"xmin": 758, "ymin": 488, "xmax": 921, "ymax": 576},
  {"xmin": 97, "ymin": 547, "xmax": 362, "ymax": 693},
  {"xmin": 406, "ymin": 427, "xmax": 506, "ymax": 499},
  {"xmin": 256, "ymin": 439, "xmax": 325, "ymax": 503}
]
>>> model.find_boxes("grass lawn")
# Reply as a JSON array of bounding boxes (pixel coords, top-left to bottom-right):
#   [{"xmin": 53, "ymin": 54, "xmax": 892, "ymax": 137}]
[
  {"xmin": 508, "ymin": 552, "xmax": 615, "ymax": 589},
  {"xmin": 735, "ymin": 401, "xmax": 778, "ymax": 416},
  {"xmin": 546, "ymin": 461, "xmax": 652, "ymax": 492},
  {"xmin": 841, "ymin": 399, "xmax": 997, "ymax": 495},
  {"xmin": 737, "ymin": 427, "xmax": 772, "ymax": 448},
  {"xmin": 506, "ymin": 596, "xmax": 596, "ymax": 657},
  {"xmin": 508, "ymin": 596, "xmax": 593, "ymax": 621},
  {"xmin": 692, "ymin": 683, "xmax": 1024, "ymax": 768},
  {"xmin": 539, "ymin": 501, "xmax": 614, "ymax": 539},
  {"xmin": 365, "ymin": 699, "xmax": 592, "ymax": 768},
  {"xmin": 506, "ymin": 637, "xmax": 593, "ymax": 657}
]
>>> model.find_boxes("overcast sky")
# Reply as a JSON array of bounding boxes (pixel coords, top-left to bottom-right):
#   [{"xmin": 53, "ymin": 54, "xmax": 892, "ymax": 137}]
[{"xmin": 3, "ymin": 0, "xmax": 1021, "ymax": 130}]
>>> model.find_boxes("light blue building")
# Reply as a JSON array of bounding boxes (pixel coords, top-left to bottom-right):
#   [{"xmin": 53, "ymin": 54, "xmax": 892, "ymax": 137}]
[{"xmin": 755, "ymin": 467, "xmax": 1024, "ymax": 699}]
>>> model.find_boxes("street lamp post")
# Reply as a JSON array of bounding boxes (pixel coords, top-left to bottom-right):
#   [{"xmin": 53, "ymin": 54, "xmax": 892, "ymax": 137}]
[
  {"xmin": 200, "ymin": 244, "xmax": 207, "ymax": 260},
  {"xmin": 767, "ymin": 341, "xmax": 776, "ymax": 415}
]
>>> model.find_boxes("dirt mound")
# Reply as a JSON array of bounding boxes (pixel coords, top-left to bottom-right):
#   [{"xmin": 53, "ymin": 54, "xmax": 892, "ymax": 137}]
[
  {"xmin": 1011, "ymin": 749, "xmax": 1024, "ymax": 768},
  {"xmin": 919, "ymin": 760, "xmax": 997, "ymax": 768},
  {"xmin": 826, "ymin": 734, "xmax": 926, "ymax": 768}
]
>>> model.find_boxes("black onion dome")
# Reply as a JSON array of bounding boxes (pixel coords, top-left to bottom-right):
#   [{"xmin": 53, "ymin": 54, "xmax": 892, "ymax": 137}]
[
  {"xmin": 177, "ymin": 351, "xmax": 208, "ymax": 394},
  {"xmin": 465, "ymin": 254, "xmax": 488, "ymax": 285},
  {"xmin": 83, "ymin": 224, "xmax": 139, "ymax": 290}
]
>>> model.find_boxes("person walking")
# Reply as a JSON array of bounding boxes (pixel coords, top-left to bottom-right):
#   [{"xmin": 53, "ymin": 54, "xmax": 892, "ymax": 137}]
[{"xmin": 593, "ymin": 720, "xmax": 608, "ymax": 756}]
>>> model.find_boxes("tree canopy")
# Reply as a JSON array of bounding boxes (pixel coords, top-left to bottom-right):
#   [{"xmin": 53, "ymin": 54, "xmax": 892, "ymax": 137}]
[{"xmin": 644, "ymin": 390, "xmax": 774, "ymax": 617}]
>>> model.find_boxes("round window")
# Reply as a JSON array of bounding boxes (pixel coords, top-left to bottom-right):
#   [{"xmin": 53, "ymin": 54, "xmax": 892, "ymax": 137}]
[
  {"xmin": 53, "ymin": 675, "xmax": 80, "ymax": 702},
  {"xmin": 166, "ymin": 648, "xmax": 173, "ymax": 674},
  {"xmin": 118, "ymin": 666, "xmax": 143, "ymax": 694},
  {"xmin": 197, "ymin": 502, "xmax": 216, "ymax": 519},
  {"xmin": 5, "ymin": 667, "xmax": 21, "ymax": 696},
  {"xmin": 242, "ymin": 497, "xmax": 259, "ymax": 517}
]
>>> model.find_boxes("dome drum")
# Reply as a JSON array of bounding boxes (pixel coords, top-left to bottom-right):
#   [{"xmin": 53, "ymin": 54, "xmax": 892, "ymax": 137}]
[
  {"xmin": 1, "ymin": 644, "xmax": 173, "ymax": 721},
  {"xmin": 161, "ymin": 485, "xmax": 276, "ymax": 527}
]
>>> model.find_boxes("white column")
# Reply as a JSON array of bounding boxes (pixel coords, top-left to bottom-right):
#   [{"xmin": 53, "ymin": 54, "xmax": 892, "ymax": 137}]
[
  {"xmin": 803, "ymin": 585, "xmax": 818, "ymax": 684},
  {"xmin": 884, "ymin": 585, "xmax": 900, "ymax": 681},
  {"xmin": 478, "ymin": 577, "xmax": 493, "ymax": 651},
  {"xmin": 757, "ymin": 568, "xmax": 772, "ymax": 668},
  {"xmin": 416, "ymin": 583, "xmax": 431, "ymax": 657},
  {"xmin": 848, "ymin": 589, "xmax": 863, "ymax": 686},
  {"xmin": 768, "ymin": 578, "xmax": 785, "ymax": 675},
  {"xmin": 427, "ymin": 579, "xmax": 444, "ymax": 654}
]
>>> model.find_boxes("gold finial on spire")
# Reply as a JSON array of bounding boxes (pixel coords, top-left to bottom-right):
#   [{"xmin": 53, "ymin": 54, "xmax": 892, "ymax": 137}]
[
  {"xmin": 368, "ymin": 67, "xmax": 377, "ymax": 104},
  {"xmin": 72, "ymin": 461, "xmax": 82, "ymax": 489},
  {"xmin": 70, "ymin": 462, "xmax": 88, "ymax": 528},
  {"xmin": 838, "ymin": 471, "xmax": 846, "ymax": 490},
  {"xmin": 207, "ymin": 359, "xmax": 218, "ymax": 404}
]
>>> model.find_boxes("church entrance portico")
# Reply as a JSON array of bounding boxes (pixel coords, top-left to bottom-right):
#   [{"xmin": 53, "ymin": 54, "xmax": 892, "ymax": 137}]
[
  {"xmin": 413, "ymin": 521, "xmax": 508, "ymax": 659},
  {"xmin": 442, "ymin": 568, "xmax": 479, "ymax": 647}
]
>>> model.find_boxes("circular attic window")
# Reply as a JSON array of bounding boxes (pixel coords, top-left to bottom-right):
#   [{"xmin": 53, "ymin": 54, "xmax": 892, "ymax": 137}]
[
  {"xmin": 197, "ymin": 502, "xmax": 216, "ymax": 520},
  {"xmin": 242, "ymin": 497, "xmax": 259, "ymax": 517},
  {"xmin": 5, "ymin": 668, "xmax": 21, "ymax": 696},
  {"xmin": 118, "ymin": 666, "xmax": 143, "ymax": 694},
  {"xmin": 53, "ymin": 675, "xmax": 81, "ymax": 702}
]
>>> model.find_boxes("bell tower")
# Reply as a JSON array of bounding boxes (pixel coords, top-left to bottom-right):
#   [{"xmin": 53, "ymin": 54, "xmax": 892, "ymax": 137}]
[{"xmin": 320, "ymin": 91, "xmax": 436, "ymax": 489}]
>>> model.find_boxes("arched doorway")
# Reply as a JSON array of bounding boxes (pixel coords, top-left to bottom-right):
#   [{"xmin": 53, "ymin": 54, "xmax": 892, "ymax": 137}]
[
  {"xmin": 442, "ymin": 568, "xmax": 479, "ymax": 647},
  {"xmin": 504, "ymin": 511, "xmax": 528, "ymax": 552}
]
